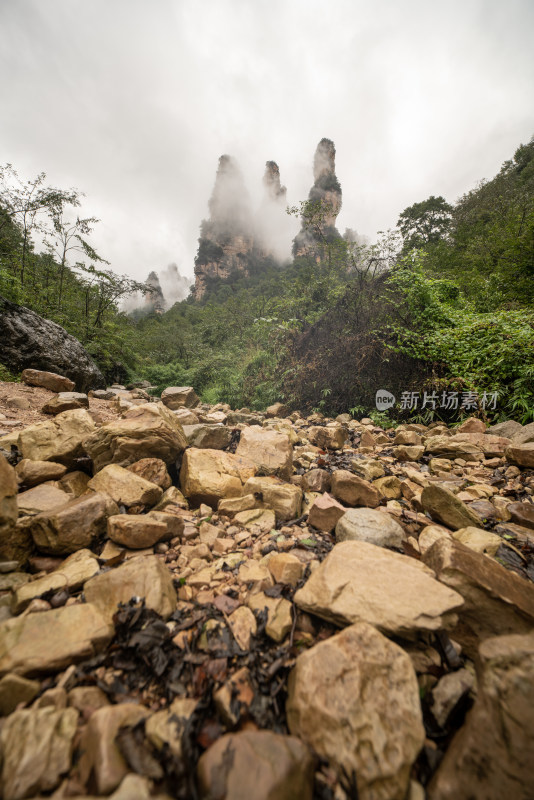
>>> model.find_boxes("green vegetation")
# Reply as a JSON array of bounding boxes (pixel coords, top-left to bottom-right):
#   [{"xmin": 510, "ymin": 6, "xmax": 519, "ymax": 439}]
[
  {"xmin": 0, "ymin": 164, "xmax": 151, "ymax": 381},
  {"xmin": 1, "ymin": 137, "xmax": 533, "ymax": 421}
]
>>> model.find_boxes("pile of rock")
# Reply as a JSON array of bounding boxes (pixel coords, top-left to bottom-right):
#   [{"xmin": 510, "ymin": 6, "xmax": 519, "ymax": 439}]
[{"xmin": 0, "ymin": 377, "xmax": 533, "ymax": 799}]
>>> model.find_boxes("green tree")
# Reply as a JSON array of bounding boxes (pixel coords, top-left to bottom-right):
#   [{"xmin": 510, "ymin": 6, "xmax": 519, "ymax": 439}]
[{"xmin": 397, "ymin": 195, "xmax": 453, "ymax": 252}]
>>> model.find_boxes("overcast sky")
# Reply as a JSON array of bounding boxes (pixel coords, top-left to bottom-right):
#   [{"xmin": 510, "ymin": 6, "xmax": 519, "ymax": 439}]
[{"xmin": 1, "ymin": 0, "xmax": 533, "ymax": 289}]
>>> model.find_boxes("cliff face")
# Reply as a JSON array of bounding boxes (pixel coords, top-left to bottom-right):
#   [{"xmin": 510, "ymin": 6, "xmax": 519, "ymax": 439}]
[
  {"xmin": 192, "ymin": 140, "xmax": 343, "ymax": 299},
  {"xmin": 194, "ymin": 156, "xmax": 255, "ymax": 300},
  {"xmin": 145, "ymin": 271, "xmax": 165, "ymax": 314},
  {"xmin": 293, "ymin": 138, "xmax": 343, "ymax": 257}
]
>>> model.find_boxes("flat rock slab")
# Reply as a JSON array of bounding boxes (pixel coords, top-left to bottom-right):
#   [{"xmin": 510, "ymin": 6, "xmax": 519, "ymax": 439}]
[
  {"xmin": 21, "ymin": 368, "xmax": 75, "ymax": 393},
  {"xmin": 88, "ymin": 463, "xmax": 163, "ymax": 508},
  {"xmin": 11, "ymin": 548, "xmax": 100, "ymax": 613},
  {"xmin": 287, "ymin": 622, "xmax": 425, "ymax": 800},
  {"xmin": 197, "ymin": 730, "xmax": 314, "ymax": 800},
  {"xmin": 0, "ymin": 603, "xmax": 113, "ymax": 676},
  {"xmin": 294, "ymin": 540, "xmax": 463, "ymax": 635},
  {"xmin": 84, "ymin": 554, "xmax": 177, "ymax": 622},
  {"xmin": 28, "ymin": 491, "xmax": 118, "ymax": 555},
  {"xmin": 41, "ymin": 391, "xmax": 89, "ymax": 415}
]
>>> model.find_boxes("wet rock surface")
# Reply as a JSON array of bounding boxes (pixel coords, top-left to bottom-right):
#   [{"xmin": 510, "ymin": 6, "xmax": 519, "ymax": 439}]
[
  {"xmin": 0, "ymin": 383, "xmax": 534, "ymax": 798},
  {"xmin": 0, "ymin": 296, "xmax": 105, "ymax": 391}
]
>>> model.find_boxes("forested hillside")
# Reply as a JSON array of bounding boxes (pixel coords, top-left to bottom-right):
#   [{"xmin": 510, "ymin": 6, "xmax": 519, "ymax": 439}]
[{"xmin": 1, "ymin": 137, "xmax": 533, "ymax": 422}]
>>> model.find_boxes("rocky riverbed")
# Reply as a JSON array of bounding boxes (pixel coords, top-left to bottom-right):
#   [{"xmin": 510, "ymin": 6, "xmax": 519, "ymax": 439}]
[{"xmin": 0, "ymin": 373, "xmax": 533, "ymax": 799}]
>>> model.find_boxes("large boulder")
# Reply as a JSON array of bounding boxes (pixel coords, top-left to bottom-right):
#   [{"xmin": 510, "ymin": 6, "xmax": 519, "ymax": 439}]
[
  {"xmin": 0, "ymin": 296, "xmax": 105, "ymax": 391},
  {"xmin": 294, "ymin": 540, "xmax": 463, "ymax": 636},
  {"xmin": 84, "ymin": 402, "xmax": 187, "ymax": 471},
  {"xmin": 180, "ymin": 448, "xmax": 257, "ymax": 507},
  {"xmin": 0, "ymin": 706, "xmax": 79, "ymax": 800},
  {"xmin": 10, "ymin": 409, "xmax": 96, "ymax": 467},
  {"xmin": 27, "ymin": 491, "xmax": 118, "ymax": 555},
  {"xmin": 287, "ymin": 622, "xmax": 425, "ymax": 800},
  {"xmin": 235, "ymin": 426, "xmax": 293, "ymax": 480},
  {"xmin": 160, "ymin": 386, "xmax": 200, "ymax": 409}
]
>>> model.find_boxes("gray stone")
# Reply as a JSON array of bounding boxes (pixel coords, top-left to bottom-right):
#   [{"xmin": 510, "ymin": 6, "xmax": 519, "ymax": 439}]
[{"xmin": 335, "ymin": 507, "xmax": 405, "ymax": 548}]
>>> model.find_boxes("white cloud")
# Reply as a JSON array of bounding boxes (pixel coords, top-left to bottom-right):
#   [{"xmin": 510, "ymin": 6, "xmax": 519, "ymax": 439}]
[{"xmin": 0, "ymin": 0, "xmax": 532, "ymax": 283}]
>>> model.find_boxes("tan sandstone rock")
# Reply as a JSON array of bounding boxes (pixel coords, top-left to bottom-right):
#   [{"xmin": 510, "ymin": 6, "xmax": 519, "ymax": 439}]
[
  {"xmin": 77, "ymin": 703, "xmax": 150, "ymax": 795},
  {"xmin": 0, "ymin": 603, "xmax": 113, "ymax": 676},
  {"xmin": 429, "ymin": 631, "xmax": 534, "ymax": 800},
  {"xmin": 0, "ymin": 705, "xmax": 79, "ymax": 800},
  {"xmin": 307, "ymin": 492, "xmax": 346, "ymax": 532},
  {"xmin": 236, "ymin": 426, "xmax": 293, "ymax": 480},
  {"xmin": 294, "ymin": 540, "xmax": 463, "ymax": 636},
  {"xmin": 15, "ymin": 459, "xmax": 67, "ymax": 488},
  {"xmin": 21, "ymin": 368, "xmax": 75, "ymax": 392},
  {"xmin": 0, "ymin": 454, "xmax": 20, "ymax": 561},
  {"xmin": 28, "ymin": 491, "xmax": 118, "ymax": 555},
  {"xmin": 126, "ymin": 457, "xmax": 172, "ymax": 490},
  {"xmin": 84, "ymin": 402, "xmax": 187, "ymax": 470},
  {"xmin": 160, "ymin": 385, "xmax": 199, "ymax": 409},
  {"xmin": 197, "ymin": 730, "xmax": 314, "ymax": 800},
  {"xmin": 180, "ymin": 448, "xmax": 256, "ymax": 507},
  {"xmin": 84, "ymin": 555, "xmax": 177, "ymax": 622},
  {"xmin": 421, "ymin": 483, "xmax": 482, "ymax": 530},
  {"xmin": 11, "ymin": 549, "xmax": 100, "ymax": 613},
  {"xmin": 242, "ymin": 476, "xmax": 302, "ymax": 522},
  {"xmin": 335, "ymin": 507, "xmax": 405, "ymax": 548},
  {"xmin": 307, "ymin": 425, "xmax": 347, "ymax": 450},
  {"xmin": 330, "ymin": 470, "xmax": 380, "ymax": 508},
  {"xmin": 423, "ymin": 537, "xmax": 534, "ymax": 656},
  {"xmin": 16, "ymin": 409, "xmax": 96, "ymax": 466},
  {"xmin": 88, "ymin": 464, "xmax": 162, "ymax": 509},
  {"xmin": 505, "ymin": 442, "xmax": 534, "ymax": 469},
  {"xmin": 286, "ymin": 622, "xmax": 425, "ymax": 800}
]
